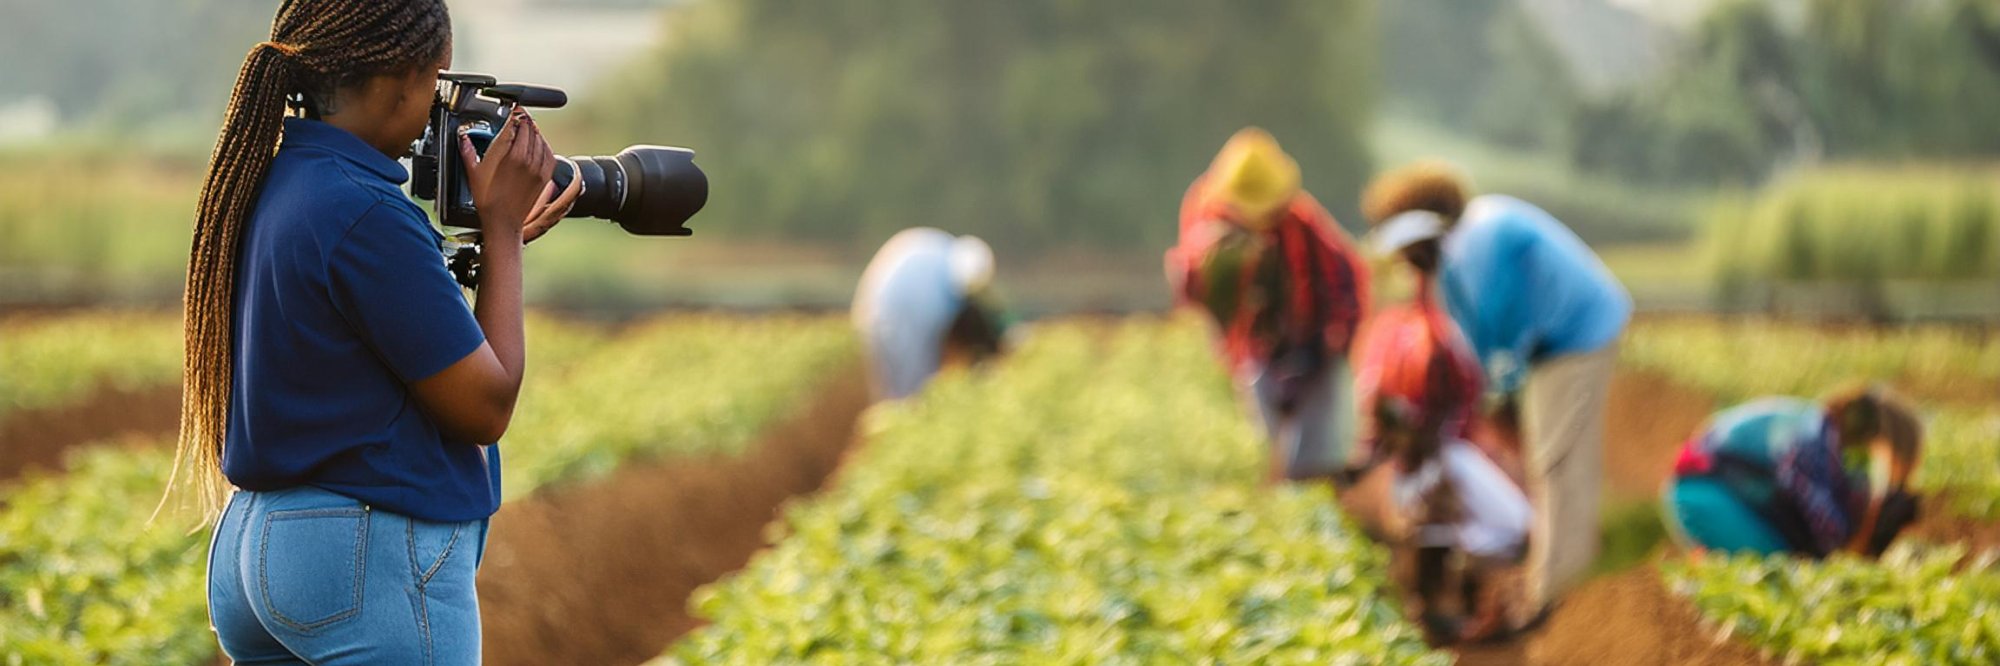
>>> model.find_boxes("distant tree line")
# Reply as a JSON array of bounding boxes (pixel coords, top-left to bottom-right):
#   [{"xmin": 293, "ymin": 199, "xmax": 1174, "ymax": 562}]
[
  {"xmin": 1576, "ymin": 0, "xmax": 2000, "ymax": 187},
  {"xmin": 0, "ymin": 0, "xmax": 267, "ymax": 133},
  {"xmin": 1384, "ymin": 0, "xmax": 2000, "ymax": 189},
  {"xmin": 570, "ymin": 0, "xmax": 1379, "ymax": 253}
]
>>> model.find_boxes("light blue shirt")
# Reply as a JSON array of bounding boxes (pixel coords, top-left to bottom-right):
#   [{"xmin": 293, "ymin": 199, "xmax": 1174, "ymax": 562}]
[
  {"xmin": 1438, "ymin": 195, "xmax": 1630, "ymax": 395},
  {"xmin": 851, "ymin": 228, "xmax": 968, "ymax": 399}
]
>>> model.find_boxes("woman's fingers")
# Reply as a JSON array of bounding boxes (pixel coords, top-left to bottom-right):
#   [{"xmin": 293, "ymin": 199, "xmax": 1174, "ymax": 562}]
[
  {"xmin": 526, "ymin": 181, "xmax": 557, "ymax": 219},
  {"xmin": 525, "ymin": 113, "xmax": 555, "ymax": 181},
  {"xmin": 522, "ymin": 182, "xmax": 558, "ymax": 243},
  {"xmin": 523, "ymin": 111, "xmax": 542, "ymax": 159},
  {"xmin": 522, "ymin": 176, "xmax": 583, "ymax": 244},
  {"xmin": 457, "ymin": 134, "xmax": 482, "ymax": 171},
  {"xmin": 489, "ymin": 109, "xmax": 523, "ymax": 162},
  {"xmin": 548, "ymin": 170, "xmax": 584, "ymax": 213}
]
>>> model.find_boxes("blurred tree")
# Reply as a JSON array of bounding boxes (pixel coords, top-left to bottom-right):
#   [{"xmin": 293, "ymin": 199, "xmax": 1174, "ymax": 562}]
[
  {"xmin": 1568, "ymin": 0, "xmax": 2000, "ymax": 186},
  {"xmin": 1378, "ymin": 0, "xmax": 1503, "ymax": 129},
  {"xmin": 1969, "ymin": 0, "xmax": 2000, "ymax": 69},
  {"xmin": 1570, "ymin": 0, "xmax": 1796, "ymax": 186},
  {"xmin": 1469, "ymin": 4, "xmax": 1580, "ymax": 151},
  {"xmin": 570, "ymin": 0, "xmax": 1378, "ymax": 254},
  {"xmin": 0, "ymin": 0, "xmax": 270, "ymax": 133}
]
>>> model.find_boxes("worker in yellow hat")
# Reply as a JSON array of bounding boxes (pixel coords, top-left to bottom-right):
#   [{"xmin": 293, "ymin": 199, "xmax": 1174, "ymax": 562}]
[{"xmin": 1165, "ymin": 127, "xmax": 1371, "ymax": 485}]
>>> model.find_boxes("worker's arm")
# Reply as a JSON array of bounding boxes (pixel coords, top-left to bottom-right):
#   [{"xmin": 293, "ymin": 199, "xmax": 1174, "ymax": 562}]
[
  {"xmin": 1846, "ymin": 439, "xmax": 1915, "ymax": 556},
  {"xmin": 1447, "ymin": 222, "xmax": 1537, "ymax": 399}
]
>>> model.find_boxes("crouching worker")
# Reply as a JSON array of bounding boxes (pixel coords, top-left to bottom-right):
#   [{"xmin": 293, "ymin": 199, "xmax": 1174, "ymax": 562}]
[
  {"xmin": 1356, "ymin": 299, "xmax": 1531, "ymax": 644},
  {"xmin": 852, "ymin": 228, "xmax": 1011, "ymax": 401},
  {"xmin": 1166, "ymin": 128, "xmax": 1370, "ymax": 485},
  {"xmin": 1362, "ymin": 162, "xmax": 1629, "ymax": 626},
  {"xmin": 1662, "ymin": 386, "xmax": 1924, "ymax": 559}
]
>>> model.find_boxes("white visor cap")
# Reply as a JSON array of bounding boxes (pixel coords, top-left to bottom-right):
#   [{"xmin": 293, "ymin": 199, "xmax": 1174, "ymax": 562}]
[
  {"xmin": 949, "ymin": 235, "xmax": 995, "ymax": 293},
  {"xmin": 1367, "ymin": 209, "xmax": 1447, "ymax": 256}
]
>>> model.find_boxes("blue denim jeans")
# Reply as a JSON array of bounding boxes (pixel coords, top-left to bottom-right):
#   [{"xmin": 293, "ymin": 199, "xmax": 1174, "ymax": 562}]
[{"xmin": 207, "ymin": 486, "xmax": 488, "ymax": 665}]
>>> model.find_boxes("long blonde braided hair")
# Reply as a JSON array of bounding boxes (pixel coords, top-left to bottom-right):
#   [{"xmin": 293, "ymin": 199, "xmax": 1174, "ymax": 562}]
[{"xmin": 169, "ymin": 0, "xmax": 451, "ymax": 519}]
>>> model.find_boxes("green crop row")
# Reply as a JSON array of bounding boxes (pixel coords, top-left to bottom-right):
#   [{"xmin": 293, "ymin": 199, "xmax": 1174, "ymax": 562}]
[
  {"xmin": 1703, "ymin": 166, "xmax": 2000, "ymax": 286},
  {"xmin": 665, "ymin": 319, "xmax": 1447, "ymax": 665},
  {"xmin": 1922, "ymin": 410, "xmax": 2000, "ymax": 520},
  {"xmin": 1622, "ymin": 317, "xmax": 1999, "ymax": 404},
  {"xmin": 0, "ymin": 443, "xmax": 212, "ymax": 666},
  {"xmin": 0, "ymin": 315, "xmax": 851, "ymax": 663},
  {"xmin": 1637, "ymin": 317, "xmax": 2000, "ymax": 663},
  {"xmin": 1666, "ymin": 543, "xmax": 2000, "ymax": 666},
  {"xmin": 0, "ymin": 312, "xmax": 183, "ymax": 418},
  {"xmin": 0, "ymin": 311, "xmax": 616, "ymax": 423},
  {"xmin": 501, "ymin": 314, "xmax": 853, "ymax": 500}
]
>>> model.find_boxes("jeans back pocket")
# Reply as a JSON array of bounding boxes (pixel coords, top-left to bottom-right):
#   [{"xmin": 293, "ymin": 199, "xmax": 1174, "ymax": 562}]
[{"xmin": 259, "ymin": 506, "xmax": 369, "ymax": 632}]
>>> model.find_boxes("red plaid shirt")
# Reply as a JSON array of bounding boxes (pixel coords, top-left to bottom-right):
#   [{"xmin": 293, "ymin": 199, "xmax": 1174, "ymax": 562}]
[
  {"xmin": 1166, "ymin": 177, "xmax": 1370, "ymax": 373},
  {"xmin": 1355, "ymin": 274, "xmax": 1485, "ymax": 443}
]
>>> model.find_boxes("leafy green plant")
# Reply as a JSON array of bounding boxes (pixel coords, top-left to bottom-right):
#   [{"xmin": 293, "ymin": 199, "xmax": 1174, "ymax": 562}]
[
  {"xmin": 502, "ymin": 315, "xmax": 853, "ymax": 498},
  {"xmin": 0, "ymin": 444, "xmax": 213, "ymax": 666},
  {"xmin": 1666, "ymin": 543, "xmax": 2000, "ymax": 666},
  {"xmin": 666, "ymin": 319, "xmax": 1446, "ymax": 664}
]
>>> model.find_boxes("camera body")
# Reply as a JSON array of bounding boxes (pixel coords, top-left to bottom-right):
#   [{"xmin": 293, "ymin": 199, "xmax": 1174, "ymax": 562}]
[{"xmin": 410, "ymin": 72, "xmax": 709, "ymax": 286}]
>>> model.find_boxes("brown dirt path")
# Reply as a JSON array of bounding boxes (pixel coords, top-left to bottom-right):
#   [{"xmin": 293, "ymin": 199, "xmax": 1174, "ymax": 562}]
[
  {"xmin": 477, "ymin": 369, "xmax": 869, "ymax": 666},
  {"xmin": 1601, "ymin": 371, "xmax": 1716, "ymax": 505},
  {"xmin": 1496, "ymin": 566, "xmax": 1768, "ymax": 666},
  {"xmin": 0, "ymin": 383, "xmax": 181, "ymax": 487}
]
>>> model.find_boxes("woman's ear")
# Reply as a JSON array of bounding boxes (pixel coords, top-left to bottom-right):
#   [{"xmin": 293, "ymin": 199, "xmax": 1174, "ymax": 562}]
[{"xmin": 397, "ymin": 66, "xmax": 439, "ymax": 112}]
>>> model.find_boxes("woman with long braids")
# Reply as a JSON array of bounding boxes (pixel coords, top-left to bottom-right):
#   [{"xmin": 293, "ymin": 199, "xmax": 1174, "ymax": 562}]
[{"xmin": 173, "ymin": 1, "xmax": 578, "ymax": 661}]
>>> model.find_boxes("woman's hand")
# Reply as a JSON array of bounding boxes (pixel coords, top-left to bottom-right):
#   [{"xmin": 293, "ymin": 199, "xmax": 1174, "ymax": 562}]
[
  {"xmin": 522, "ymin": 176, "xmax": 583, "ymax": 245},
  {"xmin": 457, "ymin": 107, "xmax": 554, "ymax": 240}
]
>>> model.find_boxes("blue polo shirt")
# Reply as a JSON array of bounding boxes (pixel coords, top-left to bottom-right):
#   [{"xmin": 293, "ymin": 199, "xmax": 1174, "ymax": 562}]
[
  {"xmin": 1438, "ymin": 195, "xmax": 1631, "ymax": 395},
  {"xmin": 225, "ymin": 118, "xmax": 498, "ymax": 522}
]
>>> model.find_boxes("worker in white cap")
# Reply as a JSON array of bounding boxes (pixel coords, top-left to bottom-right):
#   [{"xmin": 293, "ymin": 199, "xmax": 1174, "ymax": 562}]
[
  {"xmin": 1361, "ymin": 161, "xmax": 1630, "ymax": 633},
  {"xmin": 852, "ymin": 228, "xmax": 1011, "ymax": 401}
]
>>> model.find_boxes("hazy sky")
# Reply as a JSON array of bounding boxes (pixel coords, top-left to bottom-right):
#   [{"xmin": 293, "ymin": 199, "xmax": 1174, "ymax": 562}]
[{"xmin": 1607, "ymin": 0, "xmax": 1717, "ymax": 27}]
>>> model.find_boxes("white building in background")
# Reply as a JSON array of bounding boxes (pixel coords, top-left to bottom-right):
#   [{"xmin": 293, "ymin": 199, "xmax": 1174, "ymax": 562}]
[
  {"xmin": 0, "ymin": 97, "xmax": 59, "ymax": 146},
  {"xmin": 449, "ymin": 0, "xmax": 689, "ymax": 96}
]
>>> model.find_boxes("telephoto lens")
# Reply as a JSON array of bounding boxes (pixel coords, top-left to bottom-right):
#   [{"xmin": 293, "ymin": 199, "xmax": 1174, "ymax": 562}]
[{"xmin": 552, "ymin": 146, "xmax": 708, "ymax": 236}]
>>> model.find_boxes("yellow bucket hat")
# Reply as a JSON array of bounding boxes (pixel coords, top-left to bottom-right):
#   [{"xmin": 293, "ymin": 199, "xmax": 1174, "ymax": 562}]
[{"xmin": 1205, "ymin": 127, "xmax": 1300, "ymax": 229}]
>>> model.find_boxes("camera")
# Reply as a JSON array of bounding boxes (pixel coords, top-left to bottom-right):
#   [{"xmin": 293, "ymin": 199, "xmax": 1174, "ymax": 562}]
[{"xmin": 410, "ymin": 72, "xmax": 708, "ymax": 286}]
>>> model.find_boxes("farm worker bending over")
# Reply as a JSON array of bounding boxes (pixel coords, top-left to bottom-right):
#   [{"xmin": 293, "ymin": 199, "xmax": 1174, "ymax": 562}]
[
  {"xmin": 1354, "ymin": 283, "xmax": 1531, "ymax": 644},
  {"xmin": 852, "ymin": 228, "xmax": 1011, "ymax": 401},
  {"xmin": 1166, "ymin": 127, "xmax": 1370, "ymax": 484},
  {"xmin": 1662, "ymin": 386, "xmax": 1923, "ymax": 559},
  {"xmin": 1362, "ymin": 161, "xmax": 1630, "ymax": 627}
]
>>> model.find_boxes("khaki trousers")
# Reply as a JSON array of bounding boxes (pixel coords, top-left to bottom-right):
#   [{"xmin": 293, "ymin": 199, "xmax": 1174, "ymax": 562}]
[{"xmin": 1519, "ymin": 341, "xmax": 1616, "ymax": 619}]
